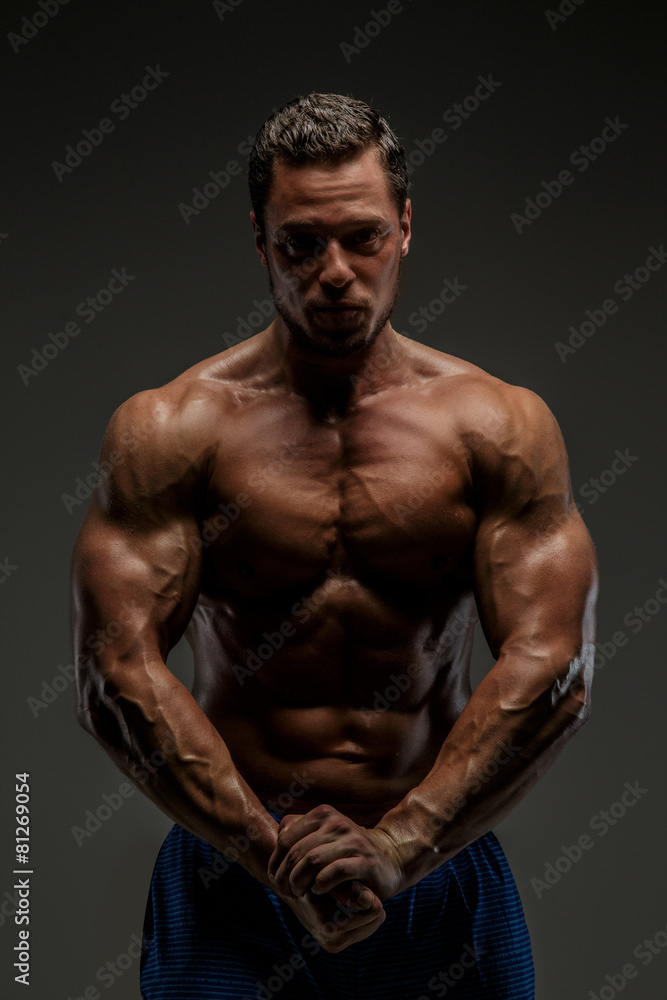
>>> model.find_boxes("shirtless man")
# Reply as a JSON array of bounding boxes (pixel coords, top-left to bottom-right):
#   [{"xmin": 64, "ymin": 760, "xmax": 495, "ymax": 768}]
[{"xmin": 72, "ymin": 93, "xmax": 598, "ymax": 999}]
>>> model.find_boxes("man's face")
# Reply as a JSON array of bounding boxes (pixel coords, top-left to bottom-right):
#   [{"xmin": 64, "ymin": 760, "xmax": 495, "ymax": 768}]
[{"xmin": 251, "ymin": 148, "xmax": 411, "ymax": 358}]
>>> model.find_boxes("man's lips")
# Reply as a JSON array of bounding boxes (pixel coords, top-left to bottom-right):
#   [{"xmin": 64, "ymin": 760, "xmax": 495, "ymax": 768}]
[{"xmin": 311, "ymin": 303, "xmax": 365, "ymax": 311}]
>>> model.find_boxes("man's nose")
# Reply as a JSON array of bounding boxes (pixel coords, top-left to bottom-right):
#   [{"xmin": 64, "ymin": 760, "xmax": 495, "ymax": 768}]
[{"xmin": 317, "ymin": 240, "xmax": 355, "ymax": 288}]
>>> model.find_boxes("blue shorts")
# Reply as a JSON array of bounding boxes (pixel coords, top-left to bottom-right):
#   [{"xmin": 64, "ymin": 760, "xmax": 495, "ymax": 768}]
[{"xmin": 140, "ymin": 820, "xmax": 534, "ymax": 999}]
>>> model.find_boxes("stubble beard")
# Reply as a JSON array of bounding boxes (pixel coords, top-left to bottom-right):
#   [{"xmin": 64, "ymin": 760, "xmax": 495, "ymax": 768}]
[{"xmin": 268, "ymin": 260, "xmax": 403, "ymax": 359}]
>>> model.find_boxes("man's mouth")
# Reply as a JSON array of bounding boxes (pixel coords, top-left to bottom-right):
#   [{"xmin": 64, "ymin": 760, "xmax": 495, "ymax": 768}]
[{"xmin": 312, "ymin": 304, "xmax": 363, "ymax": 311}]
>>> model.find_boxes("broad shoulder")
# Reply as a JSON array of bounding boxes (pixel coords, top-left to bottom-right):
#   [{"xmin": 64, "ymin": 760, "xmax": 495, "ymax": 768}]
[
  {"xmin": 106, "ymin": 340, "xmax": 264, "ymax": 456},
  {"xmin": 402, "ymin": 336, "xmax": 556, "ymax": 440},
  {"xmin": 402, "ymin": 338, "xmax": 568, "ymax": 496},
  {"xmin": 97, "ymin": 349, "xmax": 257, "ymax": 510}
]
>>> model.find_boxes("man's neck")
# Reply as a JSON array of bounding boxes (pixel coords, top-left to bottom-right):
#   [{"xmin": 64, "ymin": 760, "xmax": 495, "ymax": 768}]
[{"xmin": 266, "ymin": 319, "xmax": 407, "ymax": 419}]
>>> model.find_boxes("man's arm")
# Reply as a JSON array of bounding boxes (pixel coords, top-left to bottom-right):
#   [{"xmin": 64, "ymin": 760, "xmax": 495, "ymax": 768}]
[
  {"xmin": 72, "ymin": 388, "xmax": 279, "ymax": 886},
  {"xmin": 269, "ymin": 386, "xmax": 598, "ymax": 899}
]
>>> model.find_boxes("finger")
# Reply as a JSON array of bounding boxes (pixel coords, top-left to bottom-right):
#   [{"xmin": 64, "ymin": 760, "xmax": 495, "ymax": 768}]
[
  {"xmin": 329, "ymin": 880, "xmax": 380, "ymax": 912},
  {"xmin": 278, "ymin": 814, "xmax": 301, "ymax": 834},
  {"xmin": 267, "ymin": 813, "xmax": 329, "ymax": 881},
  {"xmin": 271, "ymin": 828, "xmax": 353, "ymax": 894},
  {"xmin": 268, "ymin": 813, "xmax": 304, "ymax": 872},
  {"xmin": 314, "ymin": 891, "xmax": 384, "ymax": 934},
  {"xmin": 328, "ymin": 878, "xmax": 375, "ymax": 910},
  {"xmin": 289, "ymin": 848, "xmax": 368, "ymax": 898},
  {"xmin": 316, "ymin": 903, "xmax": 386, "ymax": 953}
]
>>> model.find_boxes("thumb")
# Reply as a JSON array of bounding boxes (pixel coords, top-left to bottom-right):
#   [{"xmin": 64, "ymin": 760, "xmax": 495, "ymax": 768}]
[{"xmin": 329, "ymin": 879, "xmax": 377, "ymax": 911}]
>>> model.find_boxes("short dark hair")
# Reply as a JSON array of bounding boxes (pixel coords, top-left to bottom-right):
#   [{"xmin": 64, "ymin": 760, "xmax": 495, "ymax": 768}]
[{"xmin": 248, "ymin": 92, "xmax": 409, "ymax": 228}]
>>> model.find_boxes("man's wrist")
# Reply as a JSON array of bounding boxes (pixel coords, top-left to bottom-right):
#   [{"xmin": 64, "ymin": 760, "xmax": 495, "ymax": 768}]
[
  {"xmin": 209, "ymin": 808, "xmax": 279, "ymax": 889},
  {"xmin": 374, "ymin": 794, "xmax": 456, "ymax": 889}
]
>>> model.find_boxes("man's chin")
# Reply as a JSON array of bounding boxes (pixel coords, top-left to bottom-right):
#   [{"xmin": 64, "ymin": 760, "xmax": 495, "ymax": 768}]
[
  {"xmin": 281, "ymin": 314, "xmax": 373, "ymax": 358},
  {"xmin": 302, "ymin": 331, "xmax": 371, "ymax": 359}
]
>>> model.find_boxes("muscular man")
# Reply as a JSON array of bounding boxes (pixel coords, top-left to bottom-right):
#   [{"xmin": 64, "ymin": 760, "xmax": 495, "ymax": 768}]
[{"xmin": 72, "ymin": 93, "xmax": 598, "ymax": 999}]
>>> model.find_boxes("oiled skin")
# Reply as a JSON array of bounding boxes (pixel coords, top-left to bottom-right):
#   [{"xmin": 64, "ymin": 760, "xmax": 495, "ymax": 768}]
[
  {"xmin": 72, "ymin": 149, "xmax": 598, "ymax": 951},
  {"xmin": 187, "ymin": 336, "xmax": 480, "ymax": 817},
  {"xmin": 73, "ymin": 326, "xmax": 596, "ymax": 849}
]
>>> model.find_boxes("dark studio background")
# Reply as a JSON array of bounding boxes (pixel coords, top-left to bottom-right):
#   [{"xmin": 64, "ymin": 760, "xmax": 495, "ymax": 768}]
[{"xmin": 1, "ymin": 1, "xmax": 666, "ymax": 997}]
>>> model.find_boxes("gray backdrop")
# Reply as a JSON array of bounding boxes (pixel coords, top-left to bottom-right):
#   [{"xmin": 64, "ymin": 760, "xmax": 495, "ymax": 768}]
[{"xmin": 2, "ymin": 1, "xmax": 666, "ymax": 997}]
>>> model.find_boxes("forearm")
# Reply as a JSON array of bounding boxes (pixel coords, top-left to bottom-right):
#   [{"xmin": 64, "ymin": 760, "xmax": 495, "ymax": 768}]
[
  {"xmin": 375, "ymin": 648, "xmax": 593, "ymax": 890},
  {"xmin": 77, "ymin": 656, "xmax": 278, "ymax": 888}
]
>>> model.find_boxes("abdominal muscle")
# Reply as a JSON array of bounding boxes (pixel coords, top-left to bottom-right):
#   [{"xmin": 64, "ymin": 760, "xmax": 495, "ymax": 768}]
[{"xmin": 187, "ymin": 578, "xmax": 477, "ymax": 826}]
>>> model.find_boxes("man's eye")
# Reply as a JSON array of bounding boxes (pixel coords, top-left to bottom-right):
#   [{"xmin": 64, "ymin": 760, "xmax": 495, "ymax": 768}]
[
  {"xmin": 284, "ymin": 235, "xmax": 316, "ymax": 253},
  {"xmin": 353, "ymin": 229, "xmax": 380, "ymax": 245}
]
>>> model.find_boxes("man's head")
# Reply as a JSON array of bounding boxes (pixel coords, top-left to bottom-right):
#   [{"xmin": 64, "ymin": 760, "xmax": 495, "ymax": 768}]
[
  {"xmin": 249, "ymin": 93, "xmax": 409, "ymax": 230},
  {"xmin": 248, "ymin": 93, "xmax": 411, "ymax": 358}
]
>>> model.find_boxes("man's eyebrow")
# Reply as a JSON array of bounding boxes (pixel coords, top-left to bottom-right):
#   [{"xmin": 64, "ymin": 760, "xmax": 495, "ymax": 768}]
[{"xmin": 275, "ymin": 216, "xmax": 391, "ymax": 235}]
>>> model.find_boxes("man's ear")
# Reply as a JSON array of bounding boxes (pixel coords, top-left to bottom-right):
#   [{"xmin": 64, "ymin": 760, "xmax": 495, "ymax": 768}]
[
  {"xmin": 400, "ymin": 198, "xmax": 412, "ymax": 258},
  {"xmin": 250, "ymin": 210, "xmax": 268, "ymax": 267}
]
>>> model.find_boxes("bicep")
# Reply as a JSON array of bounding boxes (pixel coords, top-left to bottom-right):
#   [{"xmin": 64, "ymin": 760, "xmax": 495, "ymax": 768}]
[
  {"xmin": 71, "ymin": 391, "xmax": 207, "ymax": 674},
  {"xmin": 473, "ymin": 507, "xmax": 598, "ymax": 666},
  {"xmin": 470, "ymin": 387, "xmax": 598, "ymax": 673},
  {"xmin": 72, "ymin": 502, "xmax": 202, "ymax": 669}
]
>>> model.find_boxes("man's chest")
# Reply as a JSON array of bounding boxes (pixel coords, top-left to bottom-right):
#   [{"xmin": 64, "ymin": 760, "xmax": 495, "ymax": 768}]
[{"xmin": 198, "ymin": 392, "xmax": 478, "ymax": 596}]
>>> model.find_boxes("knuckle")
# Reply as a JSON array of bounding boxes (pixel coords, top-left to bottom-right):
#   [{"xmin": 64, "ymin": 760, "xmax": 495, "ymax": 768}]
[
  {"xmin": 332, "ymin": 859, "xmax": 352, "ymax": 879},
  {"xmin": 285, "ymin": 846, "xmax": 303, "ymax": 869}
]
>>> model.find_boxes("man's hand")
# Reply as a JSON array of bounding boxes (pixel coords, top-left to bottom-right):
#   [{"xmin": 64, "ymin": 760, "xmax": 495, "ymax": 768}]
[
  {"xmin": 268, "ymin": 805, "xmax": 406, "ymax": 904},
  {"xmin": 280, "ymin": 882, "xmax": 386, "ymax": 954}
]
